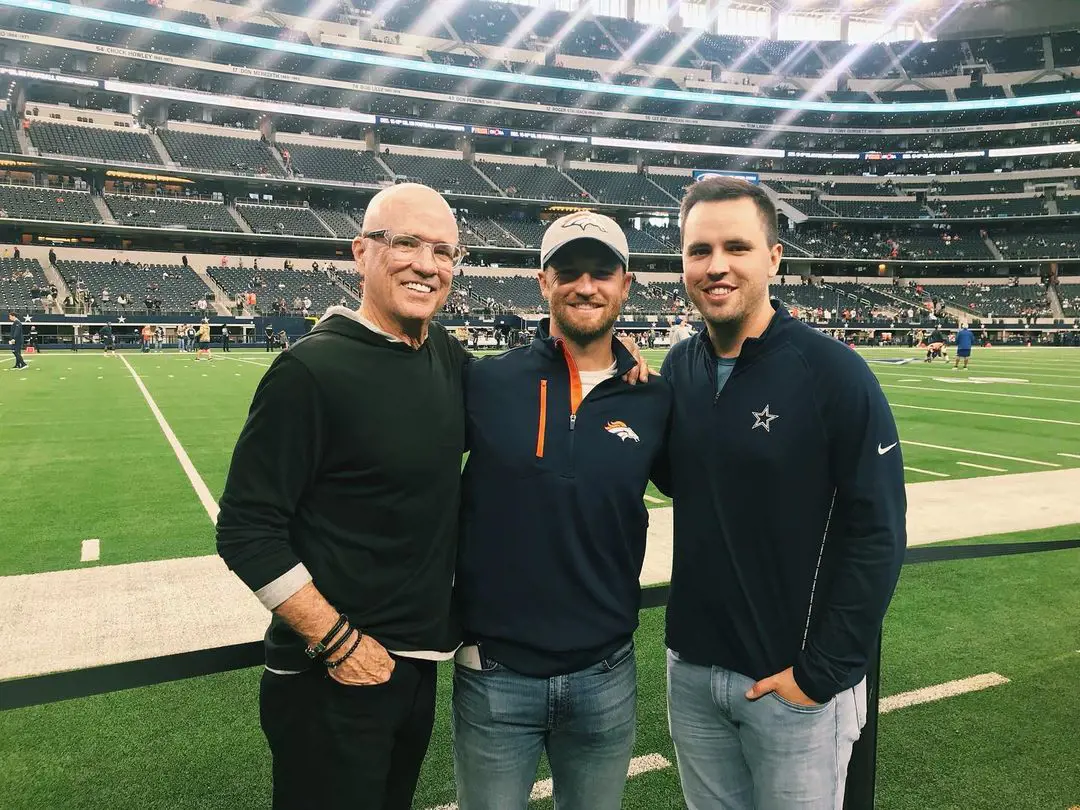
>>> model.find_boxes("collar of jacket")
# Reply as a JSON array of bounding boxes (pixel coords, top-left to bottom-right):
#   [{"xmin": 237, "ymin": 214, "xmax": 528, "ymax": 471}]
[
  {"xmin": 532, "ymin": 317, "xmax": 638, "ymax": 377},
  {"xmin": 694, "ymin": 299, "xmax": 792, "ymax": 365}
]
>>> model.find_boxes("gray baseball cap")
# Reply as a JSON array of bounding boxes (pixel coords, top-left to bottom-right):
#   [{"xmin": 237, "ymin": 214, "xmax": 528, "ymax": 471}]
[{"xmin": 540, "ymin": 211, "xmax": 630, "ymax": 270}]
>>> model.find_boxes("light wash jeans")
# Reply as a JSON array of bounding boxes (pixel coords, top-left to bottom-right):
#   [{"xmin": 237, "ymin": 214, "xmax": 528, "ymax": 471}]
[
  {"xmin": 452, "ymin": 639, "xmax": 636, "ymax": 810},
  {"xmin": 667, "ymin": 649, "xmax": 867, "ymax": 810}
]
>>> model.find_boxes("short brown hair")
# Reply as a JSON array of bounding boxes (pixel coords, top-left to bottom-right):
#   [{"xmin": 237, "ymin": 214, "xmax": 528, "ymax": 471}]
[{"xmin": 680, "ymin": 177, "xmax": 779, "ymax": 247}]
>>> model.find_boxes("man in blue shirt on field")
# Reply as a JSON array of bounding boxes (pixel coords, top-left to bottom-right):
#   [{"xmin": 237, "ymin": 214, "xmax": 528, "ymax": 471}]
[{"xmin": 954, "ymin": 323, "xmax": 975, "ymax": 370}]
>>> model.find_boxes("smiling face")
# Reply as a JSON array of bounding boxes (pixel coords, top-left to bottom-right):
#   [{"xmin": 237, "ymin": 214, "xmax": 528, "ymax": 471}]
[
  {"xmin": 682, "ymin": 197, "xmax": 782, "ymax": 342},
  {"xmin": 539, "ymin": 241, "xmax": 629, "ymax": 347},
  {"xmin": 352, "ymin": 184, "xmax": 458, "ymax": 342}
]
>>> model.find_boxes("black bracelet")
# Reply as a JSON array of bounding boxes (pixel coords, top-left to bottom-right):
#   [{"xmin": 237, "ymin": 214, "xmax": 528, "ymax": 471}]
[
  {"xmin": 304, "ymin": 614, "xmax": 348, "ymax": 660},
  {"xmin": 320, "ymin": 623, "xmax": 356, "ymax": 662},
  {"xmin": 325, "ymin": 629, "xmax": 364, "ymax": 670}
]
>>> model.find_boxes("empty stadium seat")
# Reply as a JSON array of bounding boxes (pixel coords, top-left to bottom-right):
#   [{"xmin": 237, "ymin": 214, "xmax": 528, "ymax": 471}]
[
  {"xmin": 159, "ymin": 129, "xmax": 285, "ymax": 176},
  {"xmin": 0, "ymin": 186, "xmax": 100, "ymax": 223},
  {"xmin": 380, "ymin": 153, "xmax": 493, "ymax": 196},
  {"xmin": 0, "ymin": 258, "xmax": 50, "ymax": 312},
  {"xmin": 57, "ymin": 260, "xmax": 212, "ymax": 313},
  {"xmin": 281, "ymin": 143, "xmax": 391, "ymax": 184},
  {"xmin": 564, "ymin": 168, "xmax": 676, "ymax": 207},
  {"xmin": 209, "ymin": 265, "xmax": 352, "ymax": 315},
  {"xmin": 29, "ymin": 121, "xmax": 161, "ymax": 164},
  {"xmin": 236, "ymin": 204, "xmax": 334, "ymax": 238},
  {"xmin": 479, "ymin": 162, "xmax": 588, "ymax": 202},
  {"xmin": 105, "ymin": 195, "xmax": 241, "ymax": 232}
]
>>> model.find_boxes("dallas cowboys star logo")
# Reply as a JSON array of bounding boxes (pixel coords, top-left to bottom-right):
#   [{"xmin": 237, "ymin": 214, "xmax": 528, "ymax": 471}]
[
  {"xmin": 751, "ymin": 405, "xmax": 779, "ymax": 432},
  {"xmin": 117, "ymin": 316, "xmax": 126, "ymax": 323}
]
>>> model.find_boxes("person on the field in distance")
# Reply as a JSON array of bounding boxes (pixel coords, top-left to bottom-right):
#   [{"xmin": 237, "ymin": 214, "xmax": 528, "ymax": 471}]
[
  {"xmin": 452, "ymin": 212, "xmax": 671, "ymax": 810},
  {"xmin": 659, "ymin": 177, "xmax": 907, "ymax": 810}
]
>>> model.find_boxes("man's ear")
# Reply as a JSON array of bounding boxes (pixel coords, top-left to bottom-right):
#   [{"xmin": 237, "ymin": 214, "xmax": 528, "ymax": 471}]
[
  {"xmin": 537, "ymin": 267, "xmax": 552, "ymax": 301},
  {"xmin": 352, "ymin": 235, "xmax": 366, "ymax": 270}
]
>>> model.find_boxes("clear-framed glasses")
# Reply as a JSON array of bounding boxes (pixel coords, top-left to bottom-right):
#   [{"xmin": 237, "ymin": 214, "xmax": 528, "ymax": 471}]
[{"xmin": 363, "ymin": 229, "xmax": 468, "ymax": 269}]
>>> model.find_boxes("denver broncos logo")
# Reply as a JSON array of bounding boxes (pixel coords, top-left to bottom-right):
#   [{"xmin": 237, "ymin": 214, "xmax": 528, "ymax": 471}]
[
  {"xmin": 605, "ymin": 420, "xmax": 640, "ymax": 442},
  {"xmin": 561, "ymin": 212, "xmax": 609, "ymax": 233}
]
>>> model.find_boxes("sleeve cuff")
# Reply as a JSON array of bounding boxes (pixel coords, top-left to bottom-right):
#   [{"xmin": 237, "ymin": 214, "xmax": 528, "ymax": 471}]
[
  {"xmin": 792, "ymin": 662, "xmax": 834, "ymax": 705},
  {"xmin": 254, "ymin": 563, "xmax": 313, "ymax": 610}
]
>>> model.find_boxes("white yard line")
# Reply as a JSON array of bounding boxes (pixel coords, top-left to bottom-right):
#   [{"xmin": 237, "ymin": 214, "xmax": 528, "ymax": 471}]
[
  {"xmin": 643, "ymin": 494, "xmax": 665, "ymax": 504},
  {"xmin": 956, "ymin": 461, "xmax": 1007, "ymax": 473},
  {"xmin": 427, "ymin": 754, "xmax": 672, "ymax": 810},
  {"xmin": 905, "ymin": 466, "xmax": 950, "ymax": 478},
  {"xmin": 119, "ymin": 355, "xmax": 219, "ymax": 524},
  {"xmin": 1058, "ymin": 453, "xmax": 1080, "ymax": 460},
  {"xmin": 890, "ymin": 403, "xmax": 1080, "ymax": 427},
  {"xmin": 871, "ymin": 371, "xmax": 1080, "ymax": 390},
  {"xmin": 880, "ymin": 384, "xmax": 1080, "ymax": 405},
  {"xmin": 80, "ymin": 539, "xmax": 100, "ymax": 562},
  {"xmin": 880, "ymin": 673, "xmax": 1010, "ymax": 714},
  {"xmin": 220, "ymin": 355, "xmax": 274, "ymax": 369},
  {"xmin": 902, "ymin": 440, "xmax": 1061, "ymax": 467}
]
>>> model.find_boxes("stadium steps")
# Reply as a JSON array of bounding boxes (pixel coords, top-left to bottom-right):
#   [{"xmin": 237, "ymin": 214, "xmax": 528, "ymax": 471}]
[
  {"xmin": 226, "ymin": 205, "xmax": 253, "ymax": 233},
  {"xmin": 372, "ymin": 151, "xmax": 396, "ymax": 179},
  {"xmin": 309, "ymin": 208, "xmax": 344, "ymax": 239},
  {"xmin": 491, "ymin": 220, "xmax": 524, "ymax": 247},
  {"xmin": 147, "ymin": 130, "xmax": 174, "ymax": 166},
  {"xmin": 984, "ymin": 235, "xmax": 1004, "ymax": 260},
  {"xmin": 472, "ymin": 164, "xmax": 506, "ymax": 196},
  {"xmin": 14, "ymin": 125, "xmax": 33, "ymax": 156},
  {"xmin": 334, "ymin": 277, "xmax": 361, "ymax": 305},
  {"xmin": 1046, "ymin": 284, "xmax": 1065, "ymax": 319},
  {"xmin": 41, "ymin": 260, "xmax": 71, "ymax": 308},
  {"xmin": 1044, "ymin": 35, "xmax": 1055, "ymax": 69},
  {"xmin": 778, "ymin": 237, "xmax": 813, "ymax": 257},
  {"xmin": 91, "ymin": 195, "xmax": 117, "ymax": 225},
  {"xmin": 559, "ymin": 168, "xmax": 598, "ymax": 203},
  {"xmin": 192, "ymin": 266, "xmax": 235, "ymax": 315},
  {"xmin": 1046, "ymin": 199, "xmax": 1059, "ymax": 215},
  {"xmin": 646, "ymin": 176, "xmax": 680, "ymax": 205},
  {"xmin": 761, "ymin": 185, "xmax": 810, "ymax": 223}
]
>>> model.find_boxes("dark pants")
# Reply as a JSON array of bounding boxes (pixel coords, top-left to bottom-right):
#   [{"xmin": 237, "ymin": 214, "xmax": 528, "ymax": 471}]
[
  {"xmin": 266, "ymin": 339, "xmax": 273, "ymax": 351},
  {"xmin": 12, "ymin": 347, "xmax": 26, "ymax": 368},
  {"xmin": 260, "ymin": 657, "xmax": 438, "ymax": 810},
  {"xmin": 223, "ymin": 340, "xmax": 231, "ymax": 352}
]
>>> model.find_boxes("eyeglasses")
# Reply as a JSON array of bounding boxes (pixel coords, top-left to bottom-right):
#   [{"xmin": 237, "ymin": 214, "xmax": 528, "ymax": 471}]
[{"xmin": 363, "ymin": 230, "xmax": 468, "ymax": 269}]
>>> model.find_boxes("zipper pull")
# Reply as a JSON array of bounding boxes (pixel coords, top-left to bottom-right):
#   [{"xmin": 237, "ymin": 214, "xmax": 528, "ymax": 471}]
[
  {"xmin": 570, "ymin": 413, "xmax": 576, "ymax": 430},
  {"xmin": 713, "ymin": 392, "xmax": 720, "ymax": 406}
]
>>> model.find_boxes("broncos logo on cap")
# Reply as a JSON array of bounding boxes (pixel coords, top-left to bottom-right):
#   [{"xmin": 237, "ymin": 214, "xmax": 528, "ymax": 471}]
[
  {"xmin": 561, "ymin": 212, "xmax": 610, "ymax": 233},
  {"xmin": 605, "ymin": 420, "xmax": 640, "ymax": 442}
]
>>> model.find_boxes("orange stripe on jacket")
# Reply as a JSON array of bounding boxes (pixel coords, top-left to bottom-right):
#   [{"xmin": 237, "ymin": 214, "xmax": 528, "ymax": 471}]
[
  {"xmin": 536, "ymin": 379, "xmax": 547, "ymax": 458},
  {"xmin": 557, "ymin": 340, "xmax": 583, "ymax": 417}
]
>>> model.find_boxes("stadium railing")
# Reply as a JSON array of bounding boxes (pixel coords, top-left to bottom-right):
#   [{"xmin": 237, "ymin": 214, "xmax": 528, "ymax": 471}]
[{"xmin": 2, "ymin": 537, "xmax": 1079, "ymax": 809}]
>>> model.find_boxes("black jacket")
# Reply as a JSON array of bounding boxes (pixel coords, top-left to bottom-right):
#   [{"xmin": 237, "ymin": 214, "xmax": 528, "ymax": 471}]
[
  {"xmin": 217, "ymin": 314, "xmax": 469, "ymax": 671},
  {"xmin": 10, "ymin": 319, "xmax": 23, "ymax": 350},
  {"xmin": 659, "ymin": 303, "xmax": 906, "ymax": 703},
  {"xmin": 457, "ymin": 320, "xmax": 671, "ymax": 676}
]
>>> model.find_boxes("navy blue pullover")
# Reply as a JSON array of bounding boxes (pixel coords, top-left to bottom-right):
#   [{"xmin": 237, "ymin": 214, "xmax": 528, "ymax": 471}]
[
  {"xmin": 457, "ymin": 320, "xmax": 672, "ymax": 676},
  {"xmin": 659, "ymin": 303, "xmax": 906, "ymax": 703}
]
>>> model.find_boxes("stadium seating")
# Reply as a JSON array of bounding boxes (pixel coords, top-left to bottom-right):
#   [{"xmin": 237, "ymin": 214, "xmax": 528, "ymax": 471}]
[
  {"xmin": 1057, "ymin": 284, "xmax": 1080, "ymax": 315},
  {"xmin": 624, "ymin": 228, "xmax": 671, "ymax": 254},
  {"xmin": 994, "ymin": 228, "xmax": 1080, "ymax": 259},
  {"xmin": 929, "ymin": 178, "xmax": 1028, "ymax": 195},
  {"xmin": 494, "ymin": 218, "xmax": 546, "ymax": 249},
  {"xmin": 0, "ymin": 113, "xmax": 21, "ymax": 154},
  {"xmin": 564, "ymin": 168, "xmax": 676, "ymax": 207},
  {"xmin": 57, "ymin": 260, "xmax": 211, "ymax": 313},
  {"xmin": 646, "ymin": 174, "xmax": 694, "ymax": 202},
  {"xmin": 313, "ymin": 208, "xmax": 360, "ymax": 239},
  {"xmin": 29, "ymin": 122, "xmax": 161, "ymax": 165},
  {"xmin": 0, "ymin": 257, "xmax": 50, "ymax": 312},
  {"xmin": 0, "ymin": 186, "xmax": 100, "ymax": 223},
  {"xmin": 380, "ymin": 153, "xmax": 493, "ymax": 197},
  {"xmin": 281, "ymin": 143, "xmax": 390, "ymax": 184},
  {"xmin": 448, "ymin": 0, "xmax": 520, "ymax": 46},
  {"xmin": 820, "ymin": 200, "xmax": 928, "ymax": 219},
  {"xmin": 235, "ymin": 204, "xmax": 334, "ymax": 238},
  {"xmin": 464, "ymin": 275, "xmax": 546, "ymax": 312},
  {"xmin": 478, "ymin": 162, "xmax": 588, "ymax": 202},
  {"xmin": 158, "ymin": 129, "xmax": 285, "ymax": 177},
  {"xmin": 1056, "ymin": 197, "xmax": 1080, "ymax": 215},
  {"xmin": 105, "ymin": 195, "xmax": 242, "ymax": 232},
  {"xmin": 930, "ymin": 283, "xmax": 1051, "ymax": 318},
  {"xmin": 825, "ymin": 182, "xmax": 902, "ymax": 196},
  {"xmin": 931, "ymin": 198, "xmax": 1048, "ymax": 218},
  {"xmin": 208, "ymin": 265, "xmax": 351, "ymax": 315},
  {"xmin": 459, "ymin": 217, "xmax": 520, "ymax": 249}
]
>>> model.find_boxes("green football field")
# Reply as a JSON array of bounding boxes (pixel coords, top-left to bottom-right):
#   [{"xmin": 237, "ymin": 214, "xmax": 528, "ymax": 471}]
[{"xmin": 1, "ymin": 345, "xmax": 1078, "ymax": 809}]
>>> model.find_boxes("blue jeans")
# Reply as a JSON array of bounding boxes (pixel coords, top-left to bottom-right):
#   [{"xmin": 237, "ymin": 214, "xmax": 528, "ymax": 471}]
[
  {"xmin": 667, "ymin": 650, "xmax": 866, "ymax": 810},
  {"xmin": 452, "ymin": 640, "xmax": 637, "ymax": 810}
]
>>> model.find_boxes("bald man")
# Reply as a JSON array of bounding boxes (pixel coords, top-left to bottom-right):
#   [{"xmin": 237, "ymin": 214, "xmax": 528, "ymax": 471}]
[{"xmin": 218, "ymin": 184, "xmax": 472, "ymax": 809}]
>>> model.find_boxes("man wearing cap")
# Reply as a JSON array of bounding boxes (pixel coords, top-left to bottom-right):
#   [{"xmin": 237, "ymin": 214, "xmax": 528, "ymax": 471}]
[{"xmin": 451, "ymin": 211, "xmax": 672, "ymax": 810}]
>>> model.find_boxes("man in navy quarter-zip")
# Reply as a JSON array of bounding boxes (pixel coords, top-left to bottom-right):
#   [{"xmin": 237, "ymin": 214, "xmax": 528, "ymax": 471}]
[
  {"xmin": 659, "ymin": 177, "xmax": 907, "ymax": 810},
  {"xmin": 453, "ymin": 212, "xmax": 671, "ymax": 810}
]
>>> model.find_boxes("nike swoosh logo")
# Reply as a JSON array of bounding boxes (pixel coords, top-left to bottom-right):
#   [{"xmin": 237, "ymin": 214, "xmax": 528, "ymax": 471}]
[{"xmin": 878, "ymin": 442, "xmax": 898, "ymax": 456}]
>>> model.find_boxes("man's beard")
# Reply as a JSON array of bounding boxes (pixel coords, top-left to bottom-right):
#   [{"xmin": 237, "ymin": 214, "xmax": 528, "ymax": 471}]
[{"xmin": 553, "ymin": 301, "xmax": 619, "ymax": 347}]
